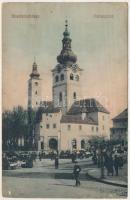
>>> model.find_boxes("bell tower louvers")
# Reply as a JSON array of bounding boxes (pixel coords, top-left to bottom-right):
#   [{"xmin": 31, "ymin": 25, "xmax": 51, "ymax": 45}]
[{"xmin": 52, "ymin": 20, "xmax": 83, "ymax": 114}]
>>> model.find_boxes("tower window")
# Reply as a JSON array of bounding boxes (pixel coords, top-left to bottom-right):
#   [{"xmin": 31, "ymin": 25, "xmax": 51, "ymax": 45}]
[
  {"xmin": 73, "ymin": 92, "xmax": 76, "ymax": 100},
  {"xmin": 35, "ymin": 82, "xmax": 38, "ymax": 86},
  {"xmin": 36, "ymin": 101, "xmax": 38, "ymax": 105},
  {"xmin": 60, "ymin": 74, "xmax": 64, "ymax": 81},
  {"xmin": 59, "ymin": 92, "xmax": 62, "ymax": 102},
  {"xmin": 96, "ymin": 127, "xmax": 98, "ymax": 132},
  {"xmin": 75, "ymin": 75, "xmax": 79, "ymax": 81},
  {"xmin": 102, "ymin": 115, "xmax": 105, "ymax": 120},
  {"xmin": 35, "ymin": 91, "xmax": 37, "ymax": 95},
  {"xmin": 53, "ymin": 124, "xmax": 56, "ymax": 128},
  {"xmin": 55, "ymin": 75, "xmax": 59, "ymax": 82},
  {"xmin": 70, "ymin": 73, "xmax": 74, "ymax": 80},
  {"xmin": 91, "ymin": 126, "xmax": 94, "ymax": 132}
]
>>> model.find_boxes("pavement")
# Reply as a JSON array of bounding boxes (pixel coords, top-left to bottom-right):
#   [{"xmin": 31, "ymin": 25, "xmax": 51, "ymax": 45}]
[
  {"xmin": 3, "ymin": 158, "xmax": 92, "ymax": 180},
  {"xmin": 2, "ymin": 158, "xmax": 128, "ymax": 198},
  {"xmin": 86, "ymin": 164, "xmax": 128, "ymax": 188},
  {"xmin": 3, "ymin": 158, "xmax": 128, "ymax": 187},
  {"xmin": 2, "ymin": 176, "xmax": 127, "ymax": 198}
]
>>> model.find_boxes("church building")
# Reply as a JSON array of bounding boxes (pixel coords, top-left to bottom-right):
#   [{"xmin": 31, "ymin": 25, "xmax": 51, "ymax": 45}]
[{"xmin": 28, "ymin": 21, "xmax": 110, "ymax": 152}]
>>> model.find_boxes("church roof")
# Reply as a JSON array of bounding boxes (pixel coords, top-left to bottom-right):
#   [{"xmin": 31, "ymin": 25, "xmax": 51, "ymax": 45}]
[
  {"xmin": 67, "ymin": 98, "xmax": 110, "ymax": 115},
  {"xmin": 38, "ymin": 101, "xmax": 61, "ymax": 113},
  {"xmin": 112, "ymin": 108, "xmax": 128, "ymax": 121},
  {"xmin": 60, "ymin": 114, "xmax": 98, "ymax": 125},
  {"xmin": 57, "ymin": 20, "xmax": 77, "ymax": 65},
  {"xmin": 35, "ymin": 99, "xmax": 109, "ymax": 123},
  {"xmin": 35, "ymin": 101, "xmax": 61, "ymax": 123}
]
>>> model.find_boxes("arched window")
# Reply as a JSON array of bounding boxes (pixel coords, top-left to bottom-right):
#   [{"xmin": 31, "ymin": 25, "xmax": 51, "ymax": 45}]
[
  {"xmin": 72, "ymin": 139, "xmax": 77, "ymax": 150},
  {"xmin": 59, "ymin": 92, "xmax": 62, "ymax": 102},
  {"xmin": 41, "ymin": 142, "xmax": 44, "ymax": 150},
  {"xmin": 73, "ymin": 92, "xmax": 76, "ymax": 100},
  {"xmin": 35, "ymin": 82, "xmax": 38, "ymax": 86},
  {"xmin": 70, "ymin": 73, "xmax": 74, "ymax": 80},
  {"xmin": 55, "ymin": 75, "xmax": 59, "ymax": 82},
  {"xmin": 81, "ymin": 140, "xmax": 85, "ymax": 149},
  {"xmin": 60, "ymin": 74, "xmax": 64, "ymax": 81}
]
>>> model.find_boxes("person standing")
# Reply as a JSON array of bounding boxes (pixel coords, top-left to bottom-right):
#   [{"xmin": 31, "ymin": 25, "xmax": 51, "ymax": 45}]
[
  {"xmin": 55, "ymin": 155, "xmax": 59, "ymax": 169},
  {"xmin": 39, "ymin": 152, "xmax": 41, "ymax": 161},
  {"xmin": 73, "ymin": 162, "xmax": 81, "ymax": 186},
  {"xmin": 104, "ymin": 154, "xmax": 114, "ymax": 176},
  {"xmin": 114, "ymin": 155, "xmax": 119, "ymax": 176}
]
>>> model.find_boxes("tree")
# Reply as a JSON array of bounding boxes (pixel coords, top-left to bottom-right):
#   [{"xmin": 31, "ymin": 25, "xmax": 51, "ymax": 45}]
[
  {"xmin": 27, "ymin": 107, "xmax": 37, "ymax": 150},
  {"xmin": 88, "ymin": 136, "xmax": 105, "ymax": 149},
  {"xmin": 2, "ymin": 106, "xmax": 29, "ymax": 151}
]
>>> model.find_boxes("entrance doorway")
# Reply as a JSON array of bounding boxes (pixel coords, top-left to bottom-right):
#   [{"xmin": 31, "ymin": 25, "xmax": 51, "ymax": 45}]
[{"xmin": 49, "ymin": 138, "xmax": 58, "ymax": 150}]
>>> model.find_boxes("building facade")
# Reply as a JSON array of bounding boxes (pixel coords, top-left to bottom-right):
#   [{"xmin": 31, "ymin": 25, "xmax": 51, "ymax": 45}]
[
  {"xmin": 110, "ymin": 108, "xmax": 128, "ymax": 146},
  {"xmin": 28, "ymin": 21, "xmax": 110, "ymax": 152}
]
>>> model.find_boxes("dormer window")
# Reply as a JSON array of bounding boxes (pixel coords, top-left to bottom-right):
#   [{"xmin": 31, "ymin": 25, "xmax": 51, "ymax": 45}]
[
  {"xmin": 61, "ymin": 74, "xmax": 64, "ymax": 81},
  {"xmin": 70, "ymin": 73, "xmax": 74, "ymax": 80},
  {"xmin": 55, "ymin": 75, "xmax": 59, "ymax": 82}
]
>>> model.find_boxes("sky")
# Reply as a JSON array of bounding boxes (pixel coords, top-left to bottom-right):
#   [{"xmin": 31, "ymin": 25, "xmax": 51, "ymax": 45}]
[{"xmin": 2, "ymin": 2, "xmax": 128, "ymax": 119}]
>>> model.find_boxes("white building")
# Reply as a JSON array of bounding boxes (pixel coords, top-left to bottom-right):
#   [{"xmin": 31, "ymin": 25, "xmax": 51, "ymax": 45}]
[{"xmin": 28, "ymin": 21, "xmax": 110, "ymax": 152}]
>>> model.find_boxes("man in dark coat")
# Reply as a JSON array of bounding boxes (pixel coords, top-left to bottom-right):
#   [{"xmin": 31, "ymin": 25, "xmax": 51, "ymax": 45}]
[
  {"xmin": 104, "ymin": 154, "xmax": 114, "ymax": 176},
  {"xmin": 55, "ymin": 156, "xmax": 59, "ymax": 169},
  {"xmin": 73, "ymin": 162, "xmax": 81, "ymax": 186},
  {"xmin": 114, "ymin": 155, "xmax": 119, "ymax": 176}
]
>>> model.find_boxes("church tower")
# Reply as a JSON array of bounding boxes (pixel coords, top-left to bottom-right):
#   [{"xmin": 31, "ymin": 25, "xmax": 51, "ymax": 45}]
[
  {"xmin": 52, "ymin": 20, "xmax": 83, "ymax": 113},
  {"xmin": 28, "ymin": 61, "xmax": 42, "ymax": 110}
]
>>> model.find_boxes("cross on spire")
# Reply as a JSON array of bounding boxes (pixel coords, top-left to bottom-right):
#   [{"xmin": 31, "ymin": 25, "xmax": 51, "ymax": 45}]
[
  {"xmin": 34, "ymin": 56, "xmax": 36, "ymax": 63},
  {"xmin": 65, "ymin": 19, "xmax": 68, "ymax": 31}
]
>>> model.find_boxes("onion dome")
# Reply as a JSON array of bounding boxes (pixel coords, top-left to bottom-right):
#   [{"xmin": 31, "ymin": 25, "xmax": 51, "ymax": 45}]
[
  {"xmin": 30, "ymin": 61, "xmax": 40, "ymax": 79},
  {"xmin": 57, "ymin": 20, "xmax": 77, "ymax": 65}
]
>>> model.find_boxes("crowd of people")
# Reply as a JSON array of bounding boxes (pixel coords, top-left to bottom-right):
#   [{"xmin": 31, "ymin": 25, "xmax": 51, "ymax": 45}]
[
  {"xmin": 92, "ymin": 146, "xmax": 127, "ymax": 176},
  {"xmin": 2, "ymin": 145, "xmax": 127, "ymax": 178}
]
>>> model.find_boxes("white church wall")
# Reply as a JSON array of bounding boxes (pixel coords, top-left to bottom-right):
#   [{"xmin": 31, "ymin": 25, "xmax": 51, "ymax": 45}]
[
  {"xmin": 28, "ymin": 78, "xmax": 42, "ymax": 109},
  {"xmin": 39, "ymin": 112, "xmax": 62, "ymax": 151},
  {"xmin": 98, "ymin": 112, "xmax": 110, "ymax": 139},
  {"xmin": 60, "ymin": 123, "xmax": 98, "ymax": 151}
]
